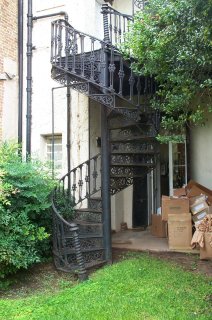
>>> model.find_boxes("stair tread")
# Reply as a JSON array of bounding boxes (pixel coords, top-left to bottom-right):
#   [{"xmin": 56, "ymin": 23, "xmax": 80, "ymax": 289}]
[
  {"xmin": 110, "ymin": 174, "xmax": 146, "ymax": 178},
  {"xmin": 111, "ymin": 163, "xmax": 155, "ymax": 167},
  {"xmin": 111, "ymin": 150, "xmax": 156, "ymax": 155},
  {"xmin": 75, "ymin": 208, "xmax": 102, "ymax": 213},
  {"xmin": 64, "ymin": 234, "xmax": 103, "ymax": 239},
  {"xmin": 110, "ymin": 136, "xmax": 156, "ymax": 142},
  {"xmin": 73, "ymin": 220, "xmax": 102, "ymax": 226},
  {"xmin": 58, "ymin": 247, "xmax": 104, "ymax": 254},
  {"xmin": 109, "ymin": 124, "xmax": 150, "ymax": 130}
]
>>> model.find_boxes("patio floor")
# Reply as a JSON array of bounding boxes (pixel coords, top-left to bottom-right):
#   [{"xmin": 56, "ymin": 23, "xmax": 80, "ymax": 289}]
[{"xmin": 112, "ymin": 229, "xmax": 199, "ymax": 254}]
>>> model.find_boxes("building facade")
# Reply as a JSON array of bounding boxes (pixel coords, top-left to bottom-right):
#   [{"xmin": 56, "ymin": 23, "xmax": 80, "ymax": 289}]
[
  {"xmin": 1, "ymin": 0, "xmax": 211, "ymax": 273},
  {"xmin": 0, "ymin": 0, "xmax": 18, "ymax": 141}
]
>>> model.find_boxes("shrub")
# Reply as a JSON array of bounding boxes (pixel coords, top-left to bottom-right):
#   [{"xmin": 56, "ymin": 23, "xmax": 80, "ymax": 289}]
[{"xmin": 0, "ymin": 142, "xmax": 55, "ymax": 279}]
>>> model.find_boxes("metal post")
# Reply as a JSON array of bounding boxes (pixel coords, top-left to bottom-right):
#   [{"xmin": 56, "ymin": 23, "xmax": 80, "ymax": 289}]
[
  {"xmin": 70, "ymin": 223, "xmax": 87, "ymax": 281},
  {"xmin": 169, "ymin": 141, "xmax": 173, "ymax": 196},
  {"xmin": 18, "ymin": 0, "xmax": 23, "ymax": 148},
  {"xmin": 101, "ymin": 104, "xmax": 112, "ymax": 263},
  {"xmin": 67, "ymin": 86, "xmax": 71, "ymax": 193},
  {"xmin": 102, "ymin": 4, "xmax": 110, "ymax": 42}
]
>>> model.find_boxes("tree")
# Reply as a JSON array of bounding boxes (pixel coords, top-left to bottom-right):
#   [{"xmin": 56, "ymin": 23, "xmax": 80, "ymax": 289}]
[{"xmin": 123, "ymin": 0, "xmax": 212, "ymax": 142}]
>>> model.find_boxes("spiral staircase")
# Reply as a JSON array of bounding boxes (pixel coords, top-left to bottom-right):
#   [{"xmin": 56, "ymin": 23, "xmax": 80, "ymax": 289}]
[{"xmin": 51, "ymin": 2, "xmax": 160, "ymax": 279}]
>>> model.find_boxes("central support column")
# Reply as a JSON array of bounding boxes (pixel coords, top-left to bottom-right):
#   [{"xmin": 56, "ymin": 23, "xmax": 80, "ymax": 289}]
[{"xmin": 101, "ymin": 104, "xmax": 112, "ymax": 263}]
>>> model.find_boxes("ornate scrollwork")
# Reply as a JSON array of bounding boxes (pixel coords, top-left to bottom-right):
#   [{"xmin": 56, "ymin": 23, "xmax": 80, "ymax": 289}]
[
  {"xmin": 91, "ymin": 94, "xmax": 114, "ymax": 108},
  {"xmin": 71, "ymin": 82, "xmax": 89, "ymax": 94},
  {"xmin": 134, "ymin": 0, "xmax": 146, "ymax": 10},
  {"xmin": 75, "ymin": 210, "xmax": 102, "ymax": 223}
]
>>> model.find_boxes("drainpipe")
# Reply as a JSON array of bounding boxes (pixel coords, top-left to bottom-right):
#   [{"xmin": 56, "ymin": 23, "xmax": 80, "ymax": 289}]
[
  {"xmin": 26, "ymin": 0, "xmax": 33, "ymax": 158},
  {"xmin": 26, "ymin": 0, "xmax": 69, "ymax": 158},
  {"xmin": 33, "ymin": 11, "xmax": 68, "ymax": 22},
  {"xmin": 18, "ymin": 0, "xmax": 23, "ymax": 148}
]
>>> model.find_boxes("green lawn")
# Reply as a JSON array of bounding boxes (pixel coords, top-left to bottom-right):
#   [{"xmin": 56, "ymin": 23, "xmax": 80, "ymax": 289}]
[{"xmin": 0, "ymin": 254, "xmax": 211, "ymax": 320}]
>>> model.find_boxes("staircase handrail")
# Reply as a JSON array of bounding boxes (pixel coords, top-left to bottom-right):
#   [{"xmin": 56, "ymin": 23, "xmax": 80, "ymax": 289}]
[
  {"xmin": 52, "ymin": 152, "xmax": 101, "ymax": 216},
  {"xmin": 51, "ymin": 18, "xmax": 119, "ymax": 52},
  {"xmin": 101, "ymin": 4, "xmax": 132, "ymax": 45}
]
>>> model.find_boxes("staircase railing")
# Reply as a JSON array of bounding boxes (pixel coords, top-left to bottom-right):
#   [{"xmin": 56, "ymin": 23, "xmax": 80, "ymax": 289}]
[
  {"xmin": 101, "ymin": 4, "xmax": 132, "ymax": 45},
  {"xmin": 52, "ymin": 153, "xmax": 102, "ymax": 278},
  {"xmin": 51, "ymin": 19, "xmax": 157, "ymax": 111},
  {"xmin": 53, "ymin": 153, "xmax": 101, "ymax": 209}
]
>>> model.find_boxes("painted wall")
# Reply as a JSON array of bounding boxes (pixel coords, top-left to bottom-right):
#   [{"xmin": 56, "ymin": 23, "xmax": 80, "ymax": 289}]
[
  {"xmin": 190, "ymin": 114, "xmax": 212, "ymax": 189},
  {"xmin": 0, "ymin": 0, "xmax": 18, "ymax": 141}
]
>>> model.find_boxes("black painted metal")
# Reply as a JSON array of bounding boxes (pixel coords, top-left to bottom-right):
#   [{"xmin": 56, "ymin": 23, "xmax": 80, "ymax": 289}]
[
  {"xmin": 67, "ymin": 86, "xmax": 71, "ymax": 193},
  {"xmin": 101, "ymin": 4, "xmax": 132, "ymax": 45},
  {"xmin": 101, "ymin": 104, "xmax": 112, "ymax": 263},
  {"xmin": 18, "ymin": 0, "xmax": 23, "ymax": 148},
  {"xmin": 51, "ymin": 19, "xmax": 157, "ymax": 117},
  {"xmin": 51, "ymin": 4, "xmax": 160, "ymax": 276},
  {"xmin": 26, "ymin": 0, "xmax": 33, "ymax": 157},
  {"xmin": 69, "ymin": 223, "xmax": 88, "ymax": 281}
]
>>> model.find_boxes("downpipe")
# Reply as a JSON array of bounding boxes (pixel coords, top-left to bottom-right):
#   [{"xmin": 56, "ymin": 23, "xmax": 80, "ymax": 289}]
[{"xmin": 26, "ymin": 0, "xmax": 69, "ymax": 158}]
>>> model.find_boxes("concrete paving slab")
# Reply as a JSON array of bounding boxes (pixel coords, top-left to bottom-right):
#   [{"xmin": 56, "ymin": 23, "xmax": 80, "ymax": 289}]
[{"xmin": 112, "ymin": 229, "xmax": 199, "ymax": 254}]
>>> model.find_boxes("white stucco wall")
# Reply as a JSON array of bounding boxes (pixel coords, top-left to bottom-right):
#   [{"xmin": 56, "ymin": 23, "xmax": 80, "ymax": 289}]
[
  {"xmin": 190, "ymin": 114, "xmax": 212, "ymax": 189},
  {"xmin": 113, "ymin": 0, "xmax": 132, "ymax": 14}
]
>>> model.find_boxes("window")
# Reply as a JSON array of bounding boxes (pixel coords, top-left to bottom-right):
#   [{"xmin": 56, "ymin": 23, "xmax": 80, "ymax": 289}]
[{"xmin": 46, "ymin": 135, "xmax": 62, "ymax": 171}]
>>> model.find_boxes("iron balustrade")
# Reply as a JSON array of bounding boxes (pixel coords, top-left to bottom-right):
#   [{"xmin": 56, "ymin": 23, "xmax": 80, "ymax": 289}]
[
  {"xmin": 101, "ymin": 4, "xmax": 132, "ymax": 45},
  {"xmin": 53, "ymin": 153, "xmax": 101, "ymax": 210},
  {"xmin": 51, "ymin": 19, "xmax": 157, "ymax": 111}
]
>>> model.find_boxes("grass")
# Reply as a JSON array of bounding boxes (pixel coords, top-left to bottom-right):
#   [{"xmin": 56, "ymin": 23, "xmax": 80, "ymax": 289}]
[{"xmin": 0, "ymin": 253, "xmax": 211, "ymax": 320}]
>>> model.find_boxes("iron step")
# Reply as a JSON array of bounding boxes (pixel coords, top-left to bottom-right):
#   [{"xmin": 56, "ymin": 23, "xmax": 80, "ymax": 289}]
[
  {"xmin": 110, "ymin": 136, "xmax": 156, "ymax": 142},
  {"xmin": 58, "ymin": 247, "xmax": 104, "ymax": 255},
  {"xmin": 74, "ymin": 208, "xmax": 102, "ymax": 223},
  {"xmin": 110, "ymin": 150, "xmax": 156, "ymax": 155},
  {"xmin": 110, "ymin": 174, "xmax": 147, "ymax": 178},
  {"xmin": 64, "ymin": 234, "xmax": 103, "ymax": 239},
  {"xmin": 111, "ymin": 163, "xmax": 155, "ymax": 167}
]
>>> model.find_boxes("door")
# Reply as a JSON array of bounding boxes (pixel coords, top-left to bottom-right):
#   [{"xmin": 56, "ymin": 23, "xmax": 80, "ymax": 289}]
[{"xmin": 133, "ymin": 176, "xmax": 148, "ymax": 227}]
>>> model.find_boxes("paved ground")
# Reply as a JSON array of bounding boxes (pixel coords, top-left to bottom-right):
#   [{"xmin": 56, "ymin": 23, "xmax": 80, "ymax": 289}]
[{"xmin": 112, "ymin": 229, "xmax": 199, "ymax": 254}]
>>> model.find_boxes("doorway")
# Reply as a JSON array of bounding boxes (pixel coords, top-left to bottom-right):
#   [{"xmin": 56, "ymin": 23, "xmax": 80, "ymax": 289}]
[{"xmin": 133, "ymin": 176, "xmax": 148, "ymax": 228}]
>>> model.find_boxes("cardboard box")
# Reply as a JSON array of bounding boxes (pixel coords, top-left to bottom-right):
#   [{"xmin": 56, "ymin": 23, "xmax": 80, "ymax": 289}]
[
  {"xmin": 200, "ymin": 232, "xmax": 212, "ymax": 260},
  {"xmin": 173, "ymin": 187, "xmax": 186, "ymax": 197},
  {"xmin": 190, "ymin": 200, "xmax": 209, "ymax": 215},
  {"xmin": 151, "ymin": 214, "xmax": 167, "ymax": 238},
  {"xmin": 192, "ymin": 210, "xmax": 208, "ymax": 224},
  {"xmin": 186, "ymin": 180, "xmax": 212, "ymax": 205},
  {"xmin": 189, "ymin": 195, "xmax": 207, "ymax": 206},
  {"xmin": 162, "ymin": 196, "xmax": 190, "ymax": 221},
  {"xmin": 168, "ymin": 213, "xmax": 192, "ymax": 250}
]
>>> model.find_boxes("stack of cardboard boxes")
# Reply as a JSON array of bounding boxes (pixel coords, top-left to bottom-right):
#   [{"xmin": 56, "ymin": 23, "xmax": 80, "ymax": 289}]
[{"xmin": 151, "ymin": 180, "xmax": 212, "ymax": 259}]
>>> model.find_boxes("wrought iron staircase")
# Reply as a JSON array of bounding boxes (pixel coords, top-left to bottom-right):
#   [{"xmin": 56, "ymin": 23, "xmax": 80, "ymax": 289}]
[{"xmin": 51, "ymin": 3, "xmax": 160, "ymax": 277}]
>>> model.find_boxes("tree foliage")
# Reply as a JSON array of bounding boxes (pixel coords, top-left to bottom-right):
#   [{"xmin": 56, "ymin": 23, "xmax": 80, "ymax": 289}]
[
  {"xmin": 123, "ymin": 0, "xmax": 212, "ymax": 141},
  {"xmin": 0, "ymin": 143, "xmax": 55, "ymax": 279}
]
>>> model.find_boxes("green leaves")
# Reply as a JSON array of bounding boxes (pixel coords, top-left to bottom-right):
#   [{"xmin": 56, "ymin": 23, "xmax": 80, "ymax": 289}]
[
  {"xmin": 123, "ymin": 0, "xmax": 212, "ymax": 142},
  {"xmin": 0, "ymin": 142, "xmax": 55, "ymax": 279}
]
